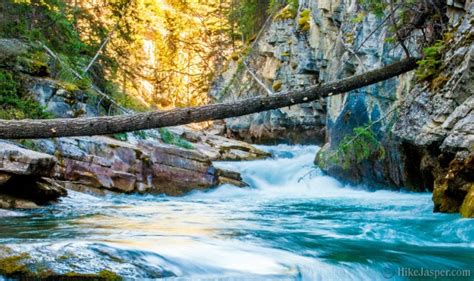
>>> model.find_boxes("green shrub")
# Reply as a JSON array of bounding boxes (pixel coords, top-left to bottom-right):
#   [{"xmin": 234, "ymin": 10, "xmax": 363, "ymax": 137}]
[
  {"xmin": 159, "ymin": 128, "xmax": 194, "ymax": 149},
  {"xmin": 360, "ymin": 0, "xmax": 387, "ymax": 18},
  {"xmin": 0, "ymin": 70, "xmax": 53, "ymax": 120},
  {"xmin": 112, "ymin": 133, "xmax": 128, "ymax": 141},
  {"xmin": 105, "ymin": 82, "xmax": 149, "ymax": 112},
  {"xmin": 415, "ymin": 40, "xmax": 445, "ymax": 82},
  {"xmin": 133, "ymin": 130, "xmax": 148, "ymax": 140},
  {"xmin": 321, "ymin": 125, "xmax": 385, "ymax": 170},
  {"xmin": 297, "ymin": 9, "xmax": 311, "ymax": 32}
]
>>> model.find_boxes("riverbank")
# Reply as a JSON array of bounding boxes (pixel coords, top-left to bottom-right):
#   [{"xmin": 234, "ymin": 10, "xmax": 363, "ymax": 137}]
[{"xmin": 1, "ymin": 145, "xmax": 472, "ymax": 280}]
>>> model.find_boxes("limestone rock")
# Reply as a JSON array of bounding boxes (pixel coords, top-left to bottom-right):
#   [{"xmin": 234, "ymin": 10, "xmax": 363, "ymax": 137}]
[
  {"xmin": 460, "ymin": 186, "xmax": 474, "ymax": 218},
  {"xmin": 169, "ymin": 126, "xmax": 271, "ymax": 161},
  {"xmin": 0, "ymin": 143, "xmax": 66, "ymax": 208},
  {"xmin": 30, "ymin": 135, "xmax": 248, "ymax": 196},
  {"xmin": 209, "ymin": 6, "xmax": 326, "ymax": 144},
  {"xmin": 0, "ymin": 142, "xmax": 55, "ymax": 176}
]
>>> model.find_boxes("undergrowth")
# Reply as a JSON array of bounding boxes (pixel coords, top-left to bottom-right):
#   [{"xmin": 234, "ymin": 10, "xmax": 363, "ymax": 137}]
[
  {"xmin": 0, "ymin": 70, "xmax": 53, "ymax": 120},
  {"xmin": 159, "ymin": 128, "xmax": 194, "ymax": 149},
  {"xmin": 319, "ymin": 125, "xmax": 386, "ymax": 170}
]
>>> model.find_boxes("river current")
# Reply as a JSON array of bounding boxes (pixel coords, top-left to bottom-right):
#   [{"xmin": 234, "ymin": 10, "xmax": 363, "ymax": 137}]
[{"xmin": 0, "ymin": 145, "xmax": 473, "ymax": 280}]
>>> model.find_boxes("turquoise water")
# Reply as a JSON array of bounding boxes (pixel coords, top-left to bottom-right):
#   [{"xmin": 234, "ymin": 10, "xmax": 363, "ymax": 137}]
[{"xmin": 0, "ymin": 145, "xmax": 473, "ymax": 280}]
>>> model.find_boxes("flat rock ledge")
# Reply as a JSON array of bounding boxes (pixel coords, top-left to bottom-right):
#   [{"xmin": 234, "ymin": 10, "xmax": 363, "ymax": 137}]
[
  {"xmin": 0, "ymin": 143, "xmax": 66, "ymax": 208},
  {"xmin": 0, "ymin": 133, "xmax": 257, "ymax": 208}
]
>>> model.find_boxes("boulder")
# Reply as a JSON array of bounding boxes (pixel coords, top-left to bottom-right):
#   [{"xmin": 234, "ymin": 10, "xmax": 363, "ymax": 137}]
[
  {"xmin": 31, "ymin": 135, "xmax": 248, "ymax": 196},
  {"xmin": 0, "ymin": 142, "xmax": 55, "ymax": 176},
  {"xmin": 0, "ymin": 143, "xmax": 66, "ymax": 208},
  {"xmin": 433, "ymin": 153, "xmax": 474, "ymax": 217}
]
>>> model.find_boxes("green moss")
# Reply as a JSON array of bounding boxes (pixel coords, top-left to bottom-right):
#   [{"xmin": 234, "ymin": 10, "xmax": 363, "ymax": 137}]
[
  {"xmin": 460, "ymin": 186, "xmax": 474, "ymax": 218},
  {"xmin": 345, "ymin": 33, "xmax": 355, "ymax": 44},
  {"xmin": 0, "ymin": 253, "xmax": 31, "ymax": 277},
  {"xmin": 274, "ymin": 6, "xmax": 297, "ymax": 20},
  {"xmin": 62, "ymin": 270, "xmax": 122, "ymax": 280},
  {"xmin": 17, "ymin": 139, "xmax": 38, "ymax": 150},
  {"xmin": 98, "ymin": 270, "xmax": 123, "ymax": 281},
  {"xmin": 272, "ymin": 80, "xmax": 283, "ymax": 91},
  {"xmin": 59, "ymin": 81, "xmax": 80, "ymax": 92},
  {"xmin": 351, "ymin": 12, "xmax": 366, "ymax": 23},
  {"xmin": 0, "ymin": 70, "xmax": 53, "ymax": 120},
  {"xmin": 17, "ymin": 50, "xmax": 51, "ymax": 75},
  {"xmin": 0, "ymin": 247, "xmax": 122, "ymax": 280},
  {"xmin": 159, "ymin": 128, "xmax": 194, "ymax": 149},
  {"xmin": 297, "ymin": 9, "xmax": 311, "ymax": 32}
]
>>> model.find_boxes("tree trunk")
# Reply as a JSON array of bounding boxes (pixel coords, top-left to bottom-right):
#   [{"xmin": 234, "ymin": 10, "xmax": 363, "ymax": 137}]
[{"xmin": 0, "ymin": 58, "xmax": 418, "ymax": 139}]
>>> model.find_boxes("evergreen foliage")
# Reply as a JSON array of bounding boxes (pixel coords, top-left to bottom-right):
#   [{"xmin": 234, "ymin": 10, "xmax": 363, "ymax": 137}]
[
  {"xmin": 415, "ymin": 40, "xmax": 445, "ymax": 81},
  {"xmin": 159, "ymin": 128, "xmax": 194, "ymax": 150},
  {"xmin": 0, "ymin": 70, "xmax": 52, "ymax": 120},
  {"xmin": 322, "ymin": 125, "xmax": 386, "ymax": 170}
]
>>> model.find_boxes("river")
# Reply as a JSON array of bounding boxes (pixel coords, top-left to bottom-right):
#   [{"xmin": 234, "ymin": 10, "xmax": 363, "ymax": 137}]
[{"xmin": 0, "ymin": 145, "xmax": 473, "ymax": 280}]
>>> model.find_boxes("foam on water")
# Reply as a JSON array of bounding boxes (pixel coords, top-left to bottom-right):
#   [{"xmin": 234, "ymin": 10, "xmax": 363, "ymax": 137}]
[{"xmin": 0, "ymin": 145, "xmax": 473, "ymax": 280}]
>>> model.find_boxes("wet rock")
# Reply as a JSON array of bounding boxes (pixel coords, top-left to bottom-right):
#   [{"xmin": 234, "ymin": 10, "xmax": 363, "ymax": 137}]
[
  {"xmin": 433, "ymin": 153, "xmax": 474, "ymax": 217},
  {"xmin": 216, "ymin": 169, "xmax": 247, "ymax": 187},
  {"xmin": 0, "ymin": 142, "xmax": 55, "ymax": 176},
  {"xmin": 0, "ymin": 143, "xmax": 66, "ymax": 208},
  {"xmin": 30, "ymin": 135, "xmax": 248, "ymax": 196},
  {"xmin": 460, "ymin": 187, "xmax": 474, "ymax": 218},
  {"xmin": 168, "ymin": 126, "xmax": 271, "ymax": 161},
  {"xmin": 0, "ymin": 194, "xmax": 39, "ymax": 209}
]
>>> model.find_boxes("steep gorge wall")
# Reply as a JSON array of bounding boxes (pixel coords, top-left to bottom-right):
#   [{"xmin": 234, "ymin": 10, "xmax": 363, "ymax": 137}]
[{"xmin": 212, "ymin": 0, "xmax": 473, "ymax": 216}]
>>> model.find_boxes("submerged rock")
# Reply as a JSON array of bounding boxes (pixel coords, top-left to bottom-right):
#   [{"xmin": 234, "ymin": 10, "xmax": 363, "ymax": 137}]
[{"xmin": 0, "ymin": 245, "xmax": 123, "ymax": 280}]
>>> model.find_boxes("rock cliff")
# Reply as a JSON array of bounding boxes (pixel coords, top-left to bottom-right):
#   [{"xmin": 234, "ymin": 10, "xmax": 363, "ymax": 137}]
[{"xmin": 213, "ymin": 1, "xmax": 473, "ymax": 217}]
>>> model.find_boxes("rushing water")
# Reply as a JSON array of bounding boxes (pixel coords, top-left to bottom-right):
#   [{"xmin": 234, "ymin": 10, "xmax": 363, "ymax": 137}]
[{"xmin": 0, "ymin": 145, "xmax": 473, "ymax": 280}]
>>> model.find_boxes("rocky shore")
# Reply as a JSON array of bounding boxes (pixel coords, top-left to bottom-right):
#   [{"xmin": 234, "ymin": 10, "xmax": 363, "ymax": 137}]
[{"xmin": 0, "ymin": 38, "xmax": 270, "ymax": 209}]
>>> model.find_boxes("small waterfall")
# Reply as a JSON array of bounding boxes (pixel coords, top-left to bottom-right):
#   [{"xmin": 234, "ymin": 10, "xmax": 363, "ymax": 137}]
[{"xmin": 0, "ymin": 145, "xmax": 473, "ymax": 280}]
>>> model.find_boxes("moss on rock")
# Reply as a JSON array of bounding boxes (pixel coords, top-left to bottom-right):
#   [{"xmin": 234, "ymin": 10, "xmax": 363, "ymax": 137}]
[
  {"xmin": 272, "ymin": 80, "xmax": 283, "ymax": 91},
  {"xmin": 0, "ymin": 253, "xmax": 31, "ymax": 277},
  {"xmin": 298, "ymin": 9, "xmax": 311, "ymax": 32},
  {"xmin": 460, "ymin": 185, "xmax": 474, "ymax": 218}
]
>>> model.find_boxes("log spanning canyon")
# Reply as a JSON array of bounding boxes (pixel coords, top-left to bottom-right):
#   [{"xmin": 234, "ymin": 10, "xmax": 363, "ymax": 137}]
[{"xmin": 0, "ymin": 58, "xmax": 418, "ymax": 139}]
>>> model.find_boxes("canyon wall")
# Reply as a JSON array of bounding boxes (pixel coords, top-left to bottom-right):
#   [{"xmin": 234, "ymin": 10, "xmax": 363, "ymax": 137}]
[{"xmin": 212, "ymin": 0, "xmax": 473, "ymax": 217}]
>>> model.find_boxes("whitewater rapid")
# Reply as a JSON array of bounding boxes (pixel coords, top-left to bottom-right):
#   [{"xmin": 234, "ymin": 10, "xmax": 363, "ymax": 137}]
[{"xmin": 0, "ymin": 145, "xmax": 473, "ymax": 280}]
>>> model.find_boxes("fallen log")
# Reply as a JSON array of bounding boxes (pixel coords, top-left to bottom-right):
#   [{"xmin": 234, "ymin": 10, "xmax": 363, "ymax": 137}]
[{"xmin": 0, "ymin": 58, "xmax": 418, "ymax": 139}]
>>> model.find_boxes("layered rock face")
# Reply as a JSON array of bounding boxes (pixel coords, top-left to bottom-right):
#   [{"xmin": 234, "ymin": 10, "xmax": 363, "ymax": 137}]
[
  {"xmin": 213, "ymin": 1, "xmax": 473, "ymax": 216},
  {"xmin": 210, "ymin": 4, "xmax": 327, "ymax": 144},
  {"xmin": 393, "ymin": 8, "xmax": 474, "ymax": 217},
  {"xmin": 32, "ymin": 136, "xmax": 246, "ymax": 196},
  {"xmin": 313, "ymin": 2, "xmax": 473, "ymax": 217},
  {"xmin": 0, "ymin": 142, "xmax": 66, "ymax": 208}
]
